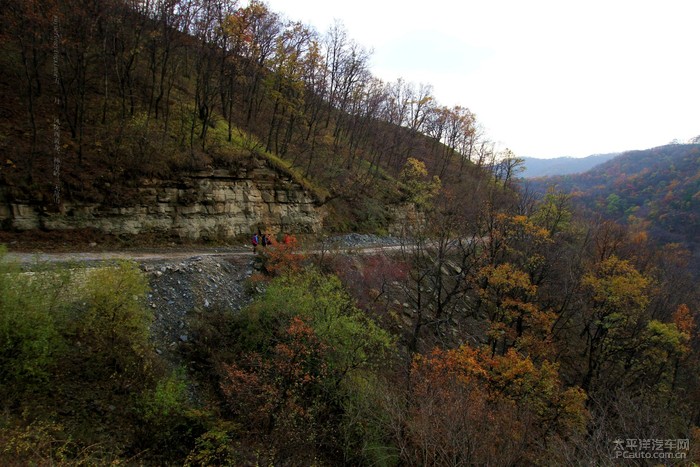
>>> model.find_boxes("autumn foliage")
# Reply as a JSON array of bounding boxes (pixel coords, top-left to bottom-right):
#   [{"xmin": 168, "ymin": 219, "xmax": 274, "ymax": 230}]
[
  {"xmin": 258, "ymin": 234, "xmax": 305, "ymax": 277},
  {"xmin": 0, "ymin": 0, "xmax": 699, "ymax": 463},
  {"xmin": 220, "ymin": 317, "xmax": 337, "ymax": 462},
  {"xmin": 392, "ymin": 345, "xmax": 587, "ymax": 465}
]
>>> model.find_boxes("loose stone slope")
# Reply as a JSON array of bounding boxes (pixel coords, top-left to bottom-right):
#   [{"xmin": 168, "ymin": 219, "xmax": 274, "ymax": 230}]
[{"xmin": 141, "ymin": 254, "xmax": 255, "ymax": 358}]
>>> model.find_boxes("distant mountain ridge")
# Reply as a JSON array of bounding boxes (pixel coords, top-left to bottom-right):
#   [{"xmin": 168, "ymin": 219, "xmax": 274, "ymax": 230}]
[
  {"xmin": 528, "ymin": 143, "xmax": 700, "ymax": 270},
  {"xmin": 521, "ymin": 153, "xmax": 619, "ymax": 178}
]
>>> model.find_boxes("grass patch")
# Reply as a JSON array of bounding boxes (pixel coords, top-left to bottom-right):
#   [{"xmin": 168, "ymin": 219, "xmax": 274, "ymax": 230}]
[{"xmin": 208, "ymin": 119, "xmax": 330, "ymax": 202}]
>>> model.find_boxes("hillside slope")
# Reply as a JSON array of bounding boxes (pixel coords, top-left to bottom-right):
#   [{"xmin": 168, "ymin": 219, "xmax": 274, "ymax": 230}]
[
  {"xmin": 530, "ymin": 144, "xmax": 700, "ymax": 265},
  {"xmin": 0, "ymin": 1, "xmax": 498, "ymax": 242}
]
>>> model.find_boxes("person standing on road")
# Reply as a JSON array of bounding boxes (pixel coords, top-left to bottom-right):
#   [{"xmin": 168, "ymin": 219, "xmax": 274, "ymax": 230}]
[{"xmin": 252, "ymin": 233, "xmax": 259, "ymax": 253}]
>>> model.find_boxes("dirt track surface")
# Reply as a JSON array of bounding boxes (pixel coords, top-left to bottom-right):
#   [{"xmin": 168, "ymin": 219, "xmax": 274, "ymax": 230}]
[
  {"xmin": 3, "ymin": 233, "xmax": 407, "ymax": 266},
  {"xmin": 4, "ymin": 247, "xmax": 253, "ymax": 265}
]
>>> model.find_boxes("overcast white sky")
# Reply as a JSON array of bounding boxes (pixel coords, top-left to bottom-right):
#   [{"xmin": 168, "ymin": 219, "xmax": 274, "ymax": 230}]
[{"xmin": 259, "ymin": 0, "xmax": 699, "ymax": 158}]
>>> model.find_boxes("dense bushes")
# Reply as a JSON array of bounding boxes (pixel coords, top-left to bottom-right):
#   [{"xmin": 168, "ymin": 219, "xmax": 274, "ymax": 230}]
[
  {"xmin": 191, "ymin": 270, "xmax": 395, "ymax": 465},
  {"xmin": 2, "ymin": 214, "xmax": 699, "ymax": 465},
  {"xmin": 0, "ymin": 253, "xmax": 197, "ymax": 464},
  {"xmin": 1, "ymin": 247, "xmax": 398, "ymax": 464},
  {"xmin": 0, "ymin": 247, "xmax": 64, "ymax": 403}
]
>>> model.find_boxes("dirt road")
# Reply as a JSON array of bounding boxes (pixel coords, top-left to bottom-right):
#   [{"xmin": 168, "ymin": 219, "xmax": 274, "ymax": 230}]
[
  {"xmin": 4, "ymin": 247, "xmax": 252, "ymax": 265},
  {"xmin": 3, "ymin": 234, "xmax": 409, "ymax": 265}
]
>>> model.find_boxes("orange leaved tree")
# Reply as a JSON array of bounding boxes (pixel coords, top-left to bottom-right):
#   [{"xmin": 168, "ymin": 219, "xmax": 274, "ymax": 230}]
[{"xmin": 387, "ymin": 345, "xmax": 587, "ymax": 466}]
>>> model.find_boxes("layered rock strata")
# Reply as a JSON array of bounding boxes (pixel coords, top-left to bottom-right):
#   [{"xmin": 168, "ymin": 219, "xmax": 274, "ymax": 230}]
[{"xmin": 0, "ymin": 162, "xmax": 324, "ymax": 240}]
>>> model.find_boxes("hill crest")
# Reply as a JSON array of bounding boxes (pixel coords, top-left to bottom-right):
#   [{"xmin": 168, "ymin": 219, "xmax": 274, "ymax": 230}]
[{"xmin": 521, "ymin": 153, "xmax": 618, "ymax": 178}]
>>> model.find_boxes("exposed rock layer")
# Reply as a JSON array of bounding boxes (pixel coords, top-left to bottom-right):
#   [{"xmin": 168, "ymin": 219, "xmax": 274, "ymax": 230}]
[{"xmin": 0, "ymin": 161, "xmax": 324, "ymax": 240}]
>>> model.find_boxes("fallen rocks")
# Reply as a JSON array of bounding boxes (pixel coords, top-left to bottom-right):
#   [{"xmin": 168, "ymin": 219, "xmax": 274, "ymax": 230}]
[{"xmin": 141, "ymin": 255, "xmax": 255, "ymax": 364}]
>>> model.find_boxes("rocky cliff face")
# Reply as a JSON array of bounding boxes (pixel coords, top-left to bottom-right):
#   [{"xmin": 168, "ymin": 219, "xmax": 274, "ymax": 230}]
[{"xmin": 0, "ymin": 160, "xmax": 325, "ymax": 240}]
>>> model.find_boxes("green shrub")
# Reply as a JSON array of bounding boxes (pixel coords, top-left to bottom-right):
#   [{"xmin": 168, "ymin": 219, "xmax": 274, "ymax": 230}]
[
  {"xmin": 0, "ymin": 415, "xmax": 126, "ymax": 465},
  {"xmin": 184, "ymin": 423, "xmax": 244, "ymax": 467},
  {"xmin": 142, "ymin": 368, "xmax": 189, "ymax": 421},
  {"xmin": 136, "ymin": 368, "xmax": 205, "ymax": 463},
  {"xmin": 0, "ymin": 419, "xmax": 72, "ymax": 465},
  {"xmin": 240, "ymin": 270, "xmax": 394, "ymax": 376},
  {"xmin": 339, "ymin": 372, "xmax": 398, "ymax": 466},
  {"xmin": 0, "ymin": 246, "xmax": 65, "ymax": 402},
  {"xmin": 218, "ymin": 270, "xmax": 396, "ymax": 464},
  {"xmin": 70, "ymin": 261, "xmax": 153, "ymax": 383}
]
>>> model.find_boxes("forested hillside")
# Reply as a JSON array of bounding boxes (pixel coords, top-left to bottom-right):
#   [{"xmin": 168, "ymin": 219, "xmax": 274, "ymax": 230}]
[
  {"xmin": 0, "ymin": 0, "xmax": 505, "ymax": 237},
  {"xmin": 529, "ymin": 144, "xmax": 700, "ymax": 271},
  {"xmin": 1, "ymin": 1, "xmax": 699, "ymax": 465}
]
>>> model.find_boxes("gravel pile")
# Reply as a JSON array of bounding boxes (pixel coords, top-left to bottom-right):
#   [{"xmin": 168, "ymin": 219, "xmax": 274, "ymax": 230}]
[{"xmin": 140, "ymin": 255, "xmax": 255, "ymax": 359}]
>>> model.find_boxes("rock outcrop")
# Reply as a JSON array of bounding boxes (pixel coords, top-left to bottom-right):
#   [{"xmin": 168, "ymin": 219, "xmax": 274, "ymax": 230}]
[{"xmin": 0, "ymin": 159, "xmax": 325, "ymax": 240}]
